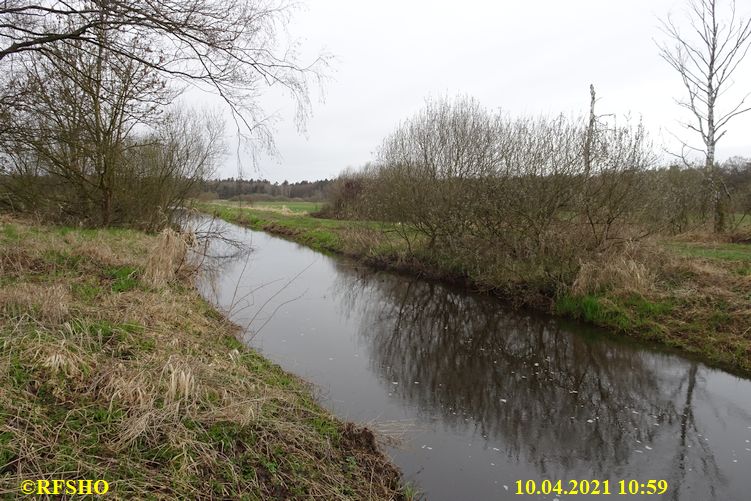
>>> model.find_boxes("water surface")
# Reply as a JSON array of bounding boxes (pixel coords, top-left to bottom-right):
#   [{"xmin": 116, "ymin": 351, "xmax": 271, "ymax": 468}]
[{"xmin": 196, "ymin": 217, "xmax": 751, "ymax": 501}]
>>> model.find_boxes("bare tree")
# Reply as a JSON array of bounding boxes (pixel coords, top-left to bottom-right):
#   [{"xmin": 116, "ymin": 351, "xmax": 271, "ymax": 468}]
[
  {"xmin": 658, "ymin": 0, "xmax": 751, "ymax": 232},
  {"xmin": 121, "ymin": 107, "xmax": 226, "ymax": 230},
  {"xmin": 351, "ymin": 95, "xmax": 653, "ymax": 294},
  {"xmin": 1, "ymin": 24, "xmax": 174, "ymax": 225},
  {"xmin": 0, "ymin": 0, "xmax": 326, "ymax": 148},
  {"xmin": 0, "ymin": 23, "xmax": 224, "ymax": 228}
]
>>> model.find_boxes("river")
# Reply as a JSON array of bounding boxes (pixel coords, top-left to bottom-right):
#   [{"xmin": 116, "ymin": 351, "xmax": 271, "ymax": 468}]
[{"xmin": 194, "ymin": 216, "xmax": 751, "ymax": 501}]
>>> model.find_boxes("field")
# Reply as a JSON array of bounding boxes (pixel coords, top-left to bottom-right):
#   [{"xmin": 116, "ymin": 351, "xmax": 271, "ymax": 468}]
[
  {"xmin": 0, "ymin": 216, "xmax": 406, "ymax": 499},
  {"xmin": 211, "ymin": 199, "xmax": 323, "ymax": 214},
  {"xmin": 199, "ymin": 200, "xmax": 407, "ymax": 256},
  {"xmin": 666, "ymin": 240, "xmax": 751, "ymax": 264},
  {"xmin": 199, "ymin": 202, "xmax": 751, "ymax": 375}
]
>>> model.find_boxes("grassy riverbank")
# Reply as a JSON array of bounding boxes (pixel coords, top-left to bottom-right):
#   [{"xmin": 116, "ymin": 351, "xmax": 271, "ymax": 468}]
[
  {"xmin": 200, "ymin": 201, "xmax": 751, "ymax": 375},
  {"xmin": 0, "ymin": 216, "xmax": 405, "ymax": 499}
]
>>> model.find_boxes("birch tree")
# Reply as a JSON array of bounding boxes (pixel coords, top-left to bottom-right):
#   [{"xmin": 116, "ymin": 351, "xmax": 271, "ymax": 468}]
[{"xmin": 658, "ymin": 0, "xmax": 751, "ymax": 232}]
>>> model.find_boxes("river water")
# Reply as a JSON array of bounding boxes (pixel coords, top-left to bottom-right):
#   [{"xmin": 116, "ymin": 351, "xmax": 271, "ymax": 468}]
[{"xmin": 194, "ymin": 217, "xmax": 751, "ymax": 501}]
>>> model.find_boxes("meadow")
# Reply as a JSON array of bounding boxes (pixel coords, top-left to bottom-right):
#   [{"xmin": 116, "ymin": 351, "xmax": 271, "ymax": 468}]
[{"xmin": 215, "ymin": 199, "xmax": 324, "ymax": 215}]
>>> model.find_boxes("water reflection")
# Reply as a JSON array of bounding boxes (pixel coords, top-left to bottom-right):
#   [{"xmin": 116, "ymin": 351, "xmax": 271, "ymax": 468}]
[
  {"xmin": 185, "ymin": 215, "xmax": 255, "ymax": 311},
  {"xmin": 332, "ymin": 266, "xmax": 746, "ymax": 498},
  {"xmin": 196, "ymin": 217, "xmax": 751, "ymax": 500}
]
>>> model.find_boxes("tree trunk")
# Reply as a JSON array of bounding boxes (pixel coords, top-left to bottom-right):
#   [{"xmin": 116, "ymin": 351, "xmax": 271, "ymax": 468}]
[
  {"xmin": 705, "ymin": 67, "xmax": 729, "ymax": 233},
  {"xmin": 101, "ymin": 189, "xmax": 112, "ymax": 227}
]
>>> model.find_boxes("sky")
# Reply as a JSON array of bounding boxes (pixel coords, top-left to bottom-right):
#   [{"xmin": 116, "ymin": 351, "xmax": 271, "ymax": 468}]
[{"xmin": 211, "ymin": 0, "xmax": 751, "ymax": 182}]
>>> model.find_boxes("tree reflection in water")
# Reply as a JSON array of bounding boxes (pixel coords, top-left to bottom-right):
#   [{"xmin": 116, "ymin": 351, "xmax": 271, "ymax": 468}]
[{"xmin": 331, "ymin": 264, "xmax": 737, "ymax": 495}]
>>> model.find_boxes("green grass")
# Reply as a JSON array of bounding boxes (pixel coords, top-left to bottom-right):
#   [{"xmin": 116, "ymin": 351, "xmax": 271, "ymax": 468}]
[
  {"xmin": 198, "ymin": 202, "xmax": 397, "ymax": 255},
  {"xmin": 105, "ymin": 265, "xmax": 140, "ymax": 292},
  {"xmin": 555, "ymin": 294, "xmax": 671, "ymax": 335},
  {"xmin": 1, "ymin": 224, "xmax": 19, "ymax": 241},
  {"xmin": 71, "ymin": 281, "xmax": 103, "ymax": 302},
  {"xmin": 666, "ymin": 241, "xmax": 751, "ymax": 262}
]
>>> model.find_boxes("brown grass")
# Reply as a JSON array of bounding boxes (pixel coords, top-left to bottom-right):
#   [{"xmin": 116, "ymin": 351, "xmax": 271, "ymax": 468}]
[
  {"xmin": 0, "ymin": 217, "xmax": 405, "ymax": 500},
  {"xmin": 566, "ymin": 237, "xmax": 751, "ymax": 374},
  {"xmin": 0, "ymin": 283, "xmax": 71, "ymax": 324},
  {"xmin": 142, "ymin": 228, "xmax": 196, "ymax": 288},
  {"xmin": 572, "ymin": 242, "xmax": 661, "ymax": 297}
]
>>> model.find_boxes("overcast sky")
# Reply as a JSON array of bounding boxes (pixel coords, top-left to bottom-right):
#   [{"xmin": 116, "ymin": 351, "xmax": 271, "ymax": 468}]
[{"xmin": 213, "ymin": 0, "xmax": 751, "ymax": 182}]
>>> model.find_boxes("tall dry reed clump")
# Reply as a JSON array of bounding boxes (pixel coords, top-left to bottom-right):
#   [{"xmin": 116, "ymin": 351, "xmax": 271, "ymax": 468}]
[
  {"xmin": 142, "ymin": 228, "xmax": 197, "ymax": 287},
  {"xmin": 571, "ymin": 242, "xmax": 663, "ymax": 297}
]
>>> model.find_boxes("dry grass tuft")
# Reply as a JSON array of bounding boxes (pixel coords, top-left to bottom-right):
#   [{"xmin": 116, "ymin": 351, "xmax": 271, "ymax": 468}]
[
  {"xmin": 100, "ymin": 369, "xmax": 154, "ymax": 410},
  {"xmin": 572, "ymin": 243, "xmax": 662, "ymax": 297},
  {"xmin": 73, "ymin": 238, "xmax": 122, "ymax": 266},
  {"xmin": 573, "ymin": 257, "xmax": 655, "ymax": 296},
  {"xmin": 36, "ymin": 336, "xmax": 89, "ymax": 378},
  {"xmin": 0, "ymin": 283, "xmax": 71, "ymax": 324},
  {"xmin": 163, "ymin": 361, "xmax": 198, "ymax": 405},
  {"xmin": 142, "ymin": 228, "xmax": 190, "ymax": 287}
]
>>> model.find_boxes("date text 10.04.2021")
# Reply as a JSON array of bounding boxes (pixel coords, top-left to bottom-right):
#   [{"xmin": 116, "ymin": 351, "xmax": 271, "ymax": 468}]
[{"xmin": 515, "ymin": 479, "xmax": 669, "ymax": 496}]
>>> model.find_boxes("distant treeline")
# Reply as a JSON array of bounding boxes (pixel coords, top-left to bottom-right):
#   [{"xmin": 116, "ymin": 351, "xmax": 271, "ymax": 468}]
[{"xmin": 198, "ymin": 178, "xmax": 334, "ymax": 201}]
